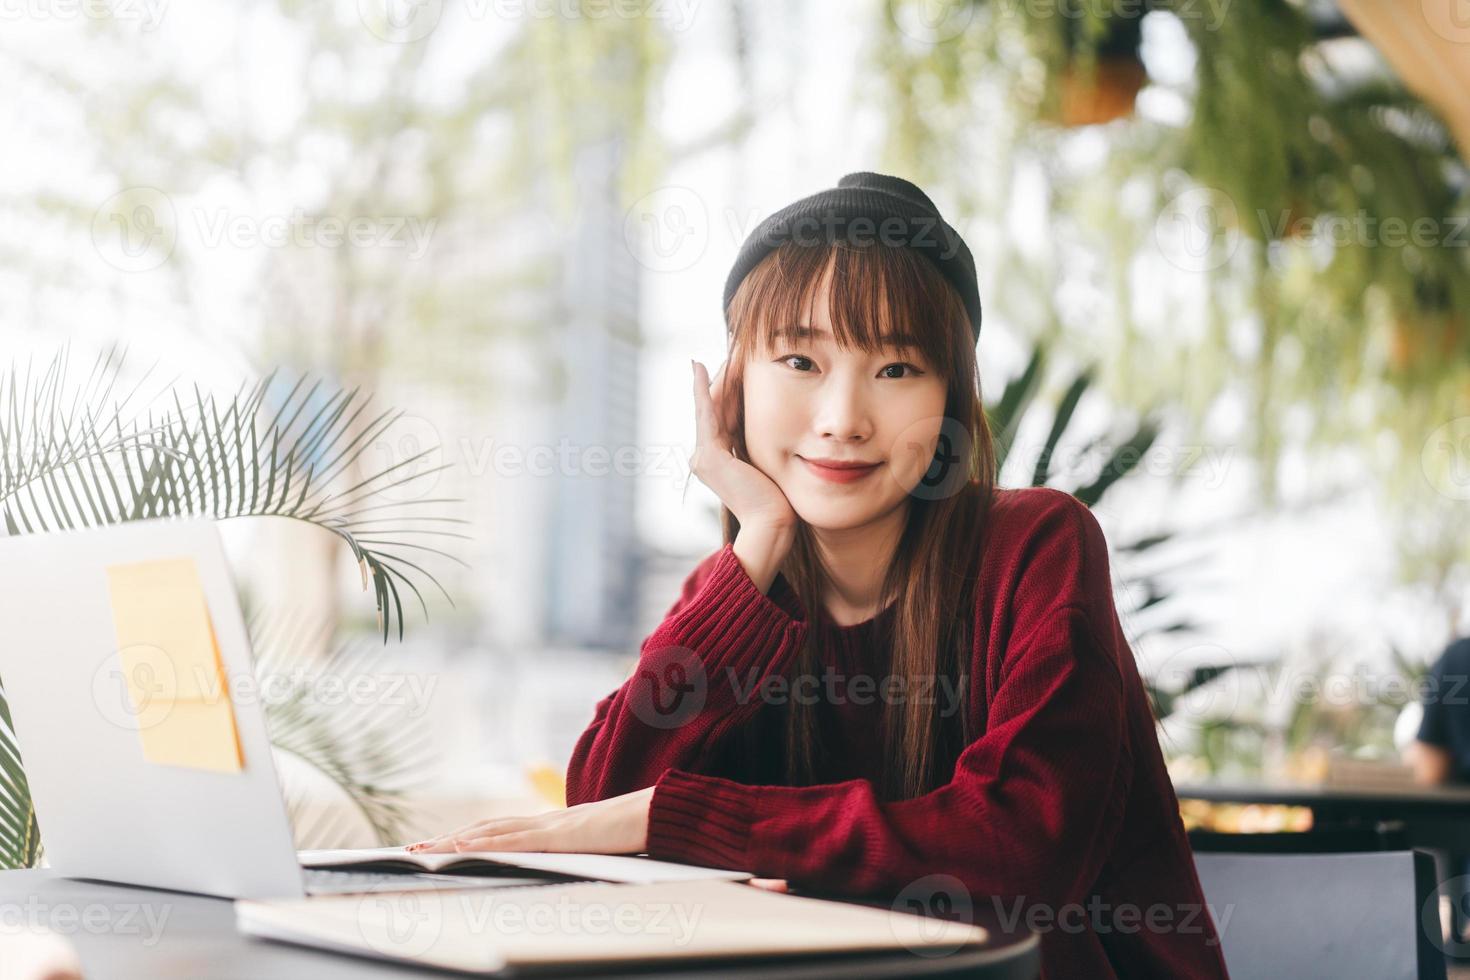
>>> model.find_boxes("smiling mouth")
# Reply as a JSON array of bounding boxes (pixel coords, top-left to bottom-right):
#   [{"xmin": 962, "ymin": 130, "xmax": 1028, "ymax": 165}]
[{"xmin": 798, "ymin": 456, "xmax": 882, "ymax": 484}]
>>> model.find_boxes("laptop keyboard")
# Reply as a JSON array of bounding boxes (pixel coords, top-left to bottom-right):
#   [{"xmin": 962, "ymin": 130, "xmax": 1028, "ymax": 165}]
[{"xmin": 302, "ymin": 868, "xmax": 550, "ymax": 895}]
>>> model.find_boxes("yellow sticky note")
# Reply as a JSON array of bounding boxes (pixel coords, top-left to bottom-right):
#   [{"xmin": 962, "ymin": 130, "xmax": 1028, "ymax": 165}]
[
  {"xmin": 105, "ymin": 557, "xmax": 244, "ymax": 774},
  {"xmin": 106, "ymin": 558, "xmax": 228, "ymax": 701},
  {"xmin": 135, "ymin": 699, "xmax": 245, "ymax": 773}
]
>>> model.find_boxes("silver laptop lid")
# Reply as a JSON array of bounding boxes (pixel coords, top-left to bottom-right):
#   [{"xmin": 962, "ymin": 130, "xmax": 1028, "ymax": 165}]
[{"xmin": 0, "ymin": 518, "xmax": 306, "ymax": 899}]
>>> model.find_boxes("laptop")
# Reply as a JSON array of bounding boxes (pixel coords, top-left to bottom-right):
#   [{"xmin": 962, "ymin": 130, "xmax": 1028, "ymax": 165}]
[{"xmin": 0, "ymin": 517, "xmax": 539, "ymax": 900}]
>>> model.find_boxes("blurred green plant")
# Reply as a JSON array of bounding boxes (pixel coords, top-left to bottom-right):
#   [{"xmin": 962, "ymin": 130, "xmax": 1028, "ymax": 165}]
[
  {"xmin": 987, "ymin": 337, "xmax": 1257, "ymax": 730},
  {"xmin": 878, "ymin": 0, "xmax": 1470, "ymax": 508},
  {"xmin": 0, "ymin": 345, "xmax": 464, "ymax": 868},
  {"xmin": 990, "ymin": 338, "xmax": 1183, "ymax": 628},
  {"xmin": 249, "ymin": 609, "xmax": 435, "ymax": 850}
]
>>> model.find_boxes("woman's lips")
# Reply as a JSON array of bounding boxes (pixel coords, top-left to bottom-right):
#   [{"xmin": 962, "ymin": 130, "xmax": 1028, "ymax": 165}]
[{"xmin": 799, "ymin": 457, "xmax": 882, "ymax": 484}]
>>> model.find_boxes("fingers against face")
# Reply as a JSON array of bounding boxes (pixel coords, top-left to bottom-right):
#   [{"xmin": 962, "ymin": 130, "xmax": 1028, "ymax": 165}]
[
  {"xmin": 692, "ymin": 361, "xmax": 714, "ymax": 447},
  {"xmin": 693, "ymin": 359, "xmax": 735, "ymax": 452},
  {"xmin": 709, "ymin": 360, "xmax": 736, "ymax": 438}
]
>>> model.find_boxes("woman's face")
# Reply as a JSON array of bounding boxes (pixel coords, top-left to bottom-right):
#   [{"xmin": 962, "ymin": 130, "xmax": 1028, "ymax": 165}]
[{"xmin": 741, "ymin": 267, "xmax": 950, "ymax": 533}]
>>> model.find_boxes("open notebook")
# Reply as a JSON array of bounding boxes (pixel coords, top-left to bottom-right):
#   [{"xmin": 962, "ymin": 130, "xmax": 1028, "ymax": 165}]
[
  {"xmin": 299, "ymin": 846, "xmax": 754, "ymax": 884},
  {"xmin": 237, "ymin": 878, "xmax": 990, "ymax": 973}
]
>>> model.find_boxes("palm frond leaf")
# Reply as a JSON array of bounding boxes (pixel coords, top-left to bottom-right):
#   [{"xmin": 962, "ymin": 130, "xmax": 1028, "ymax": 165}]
[
  {"xmin": 987, "ymin": 342, "xmax": 1046, "ymax": 473},
  {"xmin": 2, "ymin": 351, "xmax": 467, "ymax": 642},
  {"xmin": 249, "ymin": 608, "xmax": 436, "ymax": 848},
  {"xmin": 0, "ymin": 345, "xmax": 464, "ymax": 868},
  {"xmin": 1030, "ymin": 368, "xmax": 1093, "ymax": 487},
  {"xmin": 0, "ymin": 679, "xmax": 41, "ymax": 869}
]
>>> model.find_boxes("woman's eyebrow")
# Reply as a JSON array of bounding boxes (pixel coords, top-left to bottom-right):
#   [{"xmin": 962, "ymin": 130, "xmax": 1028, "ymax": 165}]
[{"xmin": 771, "ymin": 325, "xmax": 921, "ymax": 347}]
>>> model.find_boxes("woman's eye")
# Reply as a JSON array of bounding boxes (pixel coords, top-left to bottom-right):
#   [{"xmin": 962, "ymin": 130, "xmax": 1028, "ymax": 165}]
[{"xmin": 777, "ymin": 356, "xmax": 923, "ymax": 378}]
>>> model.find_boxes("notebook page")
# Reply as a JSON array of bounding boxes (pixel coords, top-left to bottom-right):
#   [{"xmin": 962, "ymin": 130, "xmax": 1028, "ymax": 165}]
[
  {"xmin": 237, "ymin": 878, "xmax": 990, "ymax": 971},
  {"xmin": 298, "ymin": 846, "xmax": 753, "ymax": 883}
]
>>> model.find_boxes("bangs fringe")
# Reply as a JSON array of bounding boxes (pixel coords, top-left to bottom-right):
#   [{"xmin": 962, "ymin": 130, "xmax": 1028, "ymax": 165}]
[{"xmin": 729, "ymin": 241, "xmax": 968, "ymax": 381}]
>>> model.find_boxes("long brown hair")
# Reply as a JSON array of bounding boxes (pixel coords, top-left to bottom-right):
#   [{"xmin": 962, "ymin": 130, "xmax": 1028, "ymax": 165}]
[{"xmin": 720, "ymin": 238, "xmax": 998, "ymax": 801}]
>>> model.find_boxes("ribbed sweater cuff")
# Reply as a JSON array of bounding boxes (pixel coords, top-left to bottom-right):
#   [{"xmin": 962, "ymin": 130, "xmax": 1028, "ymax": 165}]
[
  {"xmin": 646, "ymin": 768, "xmax": 756, "ymax": 871},
  {"xmin": 660, "ymin": 542, "xmax": 808, "ymax": 712}
]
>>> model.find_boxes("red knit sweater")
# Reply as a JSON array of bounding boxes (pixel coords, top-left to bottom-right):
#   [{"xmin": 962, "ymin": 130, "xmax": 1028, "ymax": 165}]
[{"xmin": 566, "ymin": 486, "xmax": 1229, "ymax": 979}]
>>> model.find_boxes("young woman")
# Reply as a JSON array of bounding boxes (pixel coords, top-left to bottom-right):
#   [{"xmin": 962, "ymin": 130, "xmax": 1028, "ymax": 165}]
[{"xmin": 410, "ymin": 173, "xmax": 1230, "ymax": 978}]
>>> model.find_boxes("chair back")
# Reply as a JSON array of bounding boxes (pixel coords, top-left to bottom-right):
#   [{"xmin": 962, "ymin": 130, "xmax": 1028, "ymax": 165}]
[{"xmin": 1191, "ymin": 849, "xmax": 1445, "ymax": 980}]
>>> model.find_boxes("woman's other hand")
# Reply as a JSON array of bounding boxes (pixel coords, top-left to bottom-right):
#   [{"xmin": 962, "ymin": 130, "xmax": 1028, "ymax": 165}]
[{"xmin": 405, "ymin": 786, "xmax": 655, "ymax": 855}]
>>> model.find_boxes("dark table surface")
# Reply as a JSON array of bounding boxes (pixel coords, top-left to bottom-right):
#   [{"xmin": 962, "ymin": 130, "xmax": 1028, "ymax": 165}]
[
  {"xmin": 0, "ymin": 870, "xmax": 1041, "ymax": 980},
  {"xmin": 1175, "ymin": 780, "xmax": 1470, "ymax": 808},
  {"xmin": 1175, "ymin": 779, "xmax": 1470, "ymax": 851}
]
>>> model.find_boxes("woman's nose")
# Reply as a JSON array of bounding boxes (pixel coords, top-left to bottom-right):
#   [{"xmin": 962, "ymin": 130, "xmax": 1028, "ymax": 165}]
[{"xmin": 810, "ymin": 379, "xmax": 872, "ymax": 442}]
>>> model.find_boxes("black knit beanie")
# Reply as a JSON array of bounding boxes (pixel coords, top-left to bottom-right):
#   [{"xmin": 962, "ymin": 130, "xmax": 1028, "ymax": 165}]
[{"xmin": 722, "ymin": 171, "xmax": 982, "ymax": 342}]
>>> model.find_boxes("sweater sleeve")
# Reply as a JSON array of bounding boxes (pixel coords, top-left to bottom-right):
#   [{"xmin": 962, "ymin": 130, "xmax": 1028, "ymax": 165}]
[
  {"xmin": 564, "ymin": 542, "xmax": 810, "ymax": 805},
  {"xmin": 644, "ymin": 494, "xmax": 1131, "ymax": 913}
]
